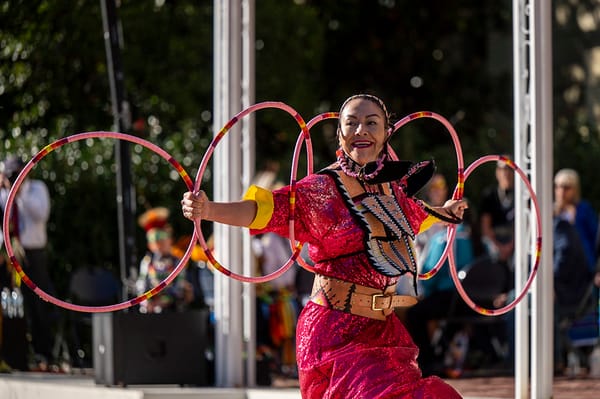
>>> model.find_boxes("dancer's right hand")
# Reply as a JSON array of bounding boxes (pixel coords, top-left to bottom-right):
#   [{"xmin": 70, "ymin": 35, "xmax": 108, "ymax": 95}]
[{"xmin": 181, "ymin": 191, "xmax": 209, "ymax": 221}]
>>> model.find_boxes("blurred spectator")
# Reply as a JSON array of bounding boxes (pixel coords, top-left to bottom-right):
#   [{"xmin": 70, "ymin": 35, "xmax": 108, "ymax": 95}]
[
  {"xmin": 396, "ymin": 173, "xmax": 454, "ymax": 296},
  {"xmin": 553, "ymin": 216, "xmax": 593, "ymax": 373},
  {"xmin": 414, "ymin": 174, "xmax": 475, "ymax": 298},
  {"xmin": 252, "ymin": 167, "xmax": 299, "ymax": 383},
  {"xmin": 554, "ymin": 168, "xmax": 598, "ymax": 273},
  {"xmin": 295, "ymin": 244, "xmax": 314, "ymax": 310},
  {"xmin": 553, "ymin": 170, "xmax": 596, "ymax": 373},
  {"xmin": 171, "ymin": 234, "xmax": 212, "ymax": 311},
  {"xmin": 418, "ymin": 210, "xmax": 475, "ymax": 299},
  {"xmin": 171, "ymin": 233, "xmax": 214, "ymax": 384},
  {"xmin": 0, "ymin": 155, "xmax": 58, "ymax": 371},
  {"xmin": 415, "ymin": 173, "xmax": 449, "ymax": 254},
  {"xmin": 0, "ymin": 226, "xmax": 16, "ymax": 372},
  {"xmin": 479, "ymin": 158, "xmax": 515, "ymax": 258},
  {"xmin": 403, "ymin": 174, "xmax": 475, "ymax": 374},
  {"xmin": 135, "ymin": 207, "xmax": 194, "ymax": 313},
  {"xmin": 253, "ymin": 231, "xmax": 299, "ymax": 382},
  {"xmin": 406, "ymin": 224, "xmax": 514, "ymax": 377},
  {"xmin": 595, "ymin": 233, "xmax": 600, "ymax": 289}
]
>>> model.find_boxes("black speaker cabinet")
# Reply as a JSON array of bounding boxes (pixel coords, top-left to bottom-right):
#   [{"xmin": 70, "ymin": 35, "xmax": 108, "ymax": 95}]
[
  {"xmin": 93, "ymin": 310, "xmax": 208, "ymax": 386},
  {"xmin": 1, "ymin": 316, "xmax": 28, "ymax": 371}
]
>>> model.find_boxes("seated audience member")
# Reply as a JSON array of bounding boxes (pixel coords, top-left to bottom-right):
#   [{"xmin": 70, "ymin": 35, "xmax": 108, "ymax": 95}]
[
  {"xmin": 553, "ymin": 215, "xmax": 593, "ymax": 373},
  {"xmin": 405, "ymin": 225, "xmax": 513, "ymax": 376},
  {"xmin": 479, "ymin": 159, "xmax": 515, "ymax": 258},
  {"xmin": 554, "ymin": 168, "xmax": 598, "ymax": 273},
  {"xmin": 136, "ymin": 207, "xmax": 193, "ymax": 313}
]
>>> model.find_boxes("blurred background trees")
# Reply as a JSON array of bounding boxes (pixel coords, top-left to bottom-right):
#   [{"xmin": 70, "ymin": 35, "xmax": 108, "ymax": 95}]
[{"xmin": 1, "ymin": 0, "xmax": 599, "ymax": 297}]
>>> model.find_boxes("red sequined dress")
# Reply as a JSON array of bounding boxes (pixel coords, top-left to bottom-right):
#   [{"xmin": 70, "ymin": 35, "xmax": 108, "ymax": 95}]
[{"xmin": 251, "ymin": 170, "xmax": 462, "ymax": 399}]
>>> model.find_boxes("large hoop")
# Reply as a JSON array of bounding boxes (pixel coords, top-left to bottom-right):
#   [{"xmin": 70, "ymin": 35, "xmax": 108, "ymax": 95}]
[
  {"xmin": 448, "ymin": 155, "xmax": 542, "ymax": 315},
  {"xmin": 191, "ymin": 102, "xmax": 310, "ymax": 283},
  {"xmin": 288, "ymin": 112, "xmax": 339, "ymax": 273},
  {"xmin": 391, "ymin": 112, "xmax": 465, "ymax": 281},
  {"xmin": 2, "ymin": 132, "xmax": 195, "ymax": 313}
]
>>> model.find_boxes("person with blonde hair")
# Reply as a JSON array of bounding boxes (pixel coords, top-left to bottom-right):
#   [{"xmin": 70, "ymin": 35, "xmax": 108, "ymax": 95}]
[{"xmin": 554, "ymin": 168, "xmax": 598, "ymax": 272}]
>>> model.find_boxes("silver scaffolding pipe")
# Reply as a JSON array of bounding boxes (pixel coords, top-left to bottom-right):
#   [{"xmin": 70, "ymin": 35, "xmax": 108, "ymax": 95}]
[
  {"xmin": 512, "ymin": 1, "xmax": 554, "ymax": 397},
  {"xmin": 512, "ymin": 2, "xmax": 530, "ymax": 396},
  {"xmin": 529, "ymin": 1, "xmax": 554, "ymax": 397},
  {"xmin": 241, "ymin": 0, "xmax": 256, "ymax": 387},
  {"xmin": 213, "ymin": 0, "xmax": 255, "ymax": 387}
]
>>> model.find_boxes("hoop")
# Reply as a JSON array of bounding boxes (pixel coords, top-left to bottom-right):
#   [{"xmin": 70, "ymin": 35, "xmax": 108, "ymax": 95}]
[
  {"xmin": 448, "ymin": 155, "xmax": 542, "ymax": 315},
  {"xmin": 288, "ymin": 112, "xmax": 339, "ymax": 273},
  {"xmin": 391, "ymin": 111, "xmax": 465, "ymax": 280},
  {"xmin": 3, "ymin": 104, "xmax": 543, "ymax": 317},
  {"xmin": 2, "ymin": 132, "xmax": 195, "ymax": 313},
  {"xmin": 191, "ymin": 102, "xmax": 310, "ymax": 283}
]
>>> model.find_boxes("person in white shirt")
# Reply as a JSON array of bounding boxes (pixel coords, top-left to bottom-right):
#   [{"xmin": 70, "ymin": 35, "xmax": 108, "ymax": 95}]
[{"xmin": 0, "ymin": 155, "xmax": 57, "ymax": 371}]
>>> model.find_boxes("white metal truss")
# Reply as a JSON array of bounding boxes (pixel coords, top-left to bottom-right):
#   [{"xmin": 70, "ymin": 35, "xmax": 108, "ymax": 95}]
[
  {"xmin": 513, "ymin": 1, "xmax": 554, "ymax": 397},
  {"xmin": 213, "ymin": 0, "xmax": 256, "ymax": 387}
]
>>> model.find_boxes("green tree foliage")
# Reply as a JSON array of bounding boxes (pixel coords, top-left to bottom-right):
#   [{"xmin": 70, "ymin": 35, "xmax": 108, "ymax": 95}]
[
  {"xmin": 1, "ymin": 1, "xmax": 116, "ymax": 293},
  {"xmin": 553, "ymin": 0, "xmax": 600, "ymax": 197},
  {"xmin": 307, "ymin": 0, "xmax": 515, "ymax": 204},
  {"xmin": 1, "ymin": 0, "xmax": 600, "ymax": 299},
  {"xmin": 0, "ymin": 1, "xmax": 216, "ymax": 294}
]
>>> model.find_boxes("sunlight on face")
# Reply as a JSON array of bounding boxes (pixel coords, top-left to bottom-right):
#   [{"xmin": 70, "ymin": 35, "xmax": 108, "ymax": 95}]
[
  {"xmin": 338, "ymin": 98, "xmax": 388, "ymax": 165},
  {"xmin": 554, "ymin": 179, "xmax": 576, "ymax": 206}
]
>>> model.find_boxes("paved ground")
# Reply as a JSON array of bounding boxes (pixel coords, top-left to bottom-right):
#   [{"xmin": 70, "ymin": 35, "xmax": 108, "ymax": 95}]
[
  {"xmin": 2, "ymin": 370, "xmax": 600, "ymax": 398},
  {"xmin": 448, "ymin": 375, "xmax": 600, "ymax": 398},
  {"xmin": 271, "ymin": 372, "xmax": 600, "ymax": 398}
]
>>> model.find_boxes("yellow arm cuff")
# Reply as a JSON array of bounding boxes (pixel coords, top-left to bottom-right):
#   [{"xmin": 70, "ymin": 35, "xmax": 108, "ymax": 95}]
[
  {"xmin": 243, "ymin": 185, "xmax": 274, "ymax": 229},
  {"xmin": 419, "ymin": 214, "xmax": 439, "ymax": 233}
]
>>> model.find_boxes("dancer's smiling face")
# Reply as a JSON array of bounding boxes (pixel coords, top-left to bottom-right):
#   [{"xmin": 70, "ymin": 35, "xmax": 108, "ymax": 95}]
[{"xmin": 338, "ymin": 98, "xmax": 388, "ymax": 166}]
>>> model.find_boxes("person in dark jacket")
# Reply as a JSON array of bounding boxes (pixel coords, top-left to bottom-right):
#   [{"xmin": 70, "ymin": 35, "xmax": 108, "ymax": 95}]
[{"xmin": 553, "ymin": 216, "xmax": 593, "ymax": 370}]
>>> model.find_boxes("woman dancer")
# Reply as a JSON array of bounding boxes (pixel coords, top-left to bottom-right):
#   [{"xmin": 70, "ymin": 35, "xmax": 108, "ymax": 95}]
[{"xmin": 181, "ymin": 94, "xmax": 467, "ymax": 398}]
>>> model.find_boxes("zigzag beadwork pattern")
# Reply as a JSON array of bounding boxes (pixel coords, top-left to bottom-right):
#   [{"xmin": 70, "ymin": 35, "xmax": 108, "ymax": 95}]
[{"xmin": 361, "ymin": 195, "xmax": 415, "ymax": 240}]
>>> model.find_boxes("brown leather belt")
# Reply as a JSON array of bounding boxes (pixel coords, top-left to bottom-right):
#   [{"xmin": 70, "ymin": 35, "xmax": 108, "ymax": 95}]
[{"xmin": 310, "ymin": 274, "xmax": 418, "ymax": 321}]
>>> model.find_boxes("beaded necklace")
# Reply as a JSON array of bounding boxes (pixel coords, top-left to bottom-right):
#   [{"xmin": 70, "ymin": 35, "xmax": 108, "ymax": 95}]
[{"xmin": 336, "ymin": 148, "xmax": 386, "ymax": 181}]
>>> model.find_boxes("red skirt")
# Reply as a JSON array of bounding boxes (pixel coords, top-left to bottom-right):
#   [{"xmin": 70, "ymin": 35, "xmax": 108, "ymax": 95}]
[{"xmin": 296, "ymin": 302, "xmax": 462, "ymax": 399}]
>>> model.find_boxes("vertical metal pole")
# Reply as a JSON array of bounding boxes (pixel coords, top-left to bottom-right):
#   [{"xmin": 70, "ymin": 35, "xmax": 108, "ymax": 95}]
[
  {"xmin": 513, "ymin": 1, "xmax": 554, "ymax": 397},
  {"xmin": 213, "ymin": 0, "xmax": 247, "ymax": 387},
  {"xmin": 100, "ymin": 0, "xmax": 136, "ymax": 301},
  {"xmin": 513, "ymin": 2, "xmax": 531, "ymax": 396},
  {"xmin": 241, "ymin": 0, "xmax": 257, "ymax": 387},
  {"xmin": 530, "ymin": 1, "xmax": 554, "ymax": 397}
]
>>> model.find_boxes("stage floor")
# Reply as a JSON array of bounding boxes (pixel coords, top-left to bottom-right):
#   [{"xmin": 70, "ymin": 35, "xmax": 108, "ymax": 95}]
[{"xmin": 1, "ymin": 370, "xmax": 600, "ymax": 399}]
